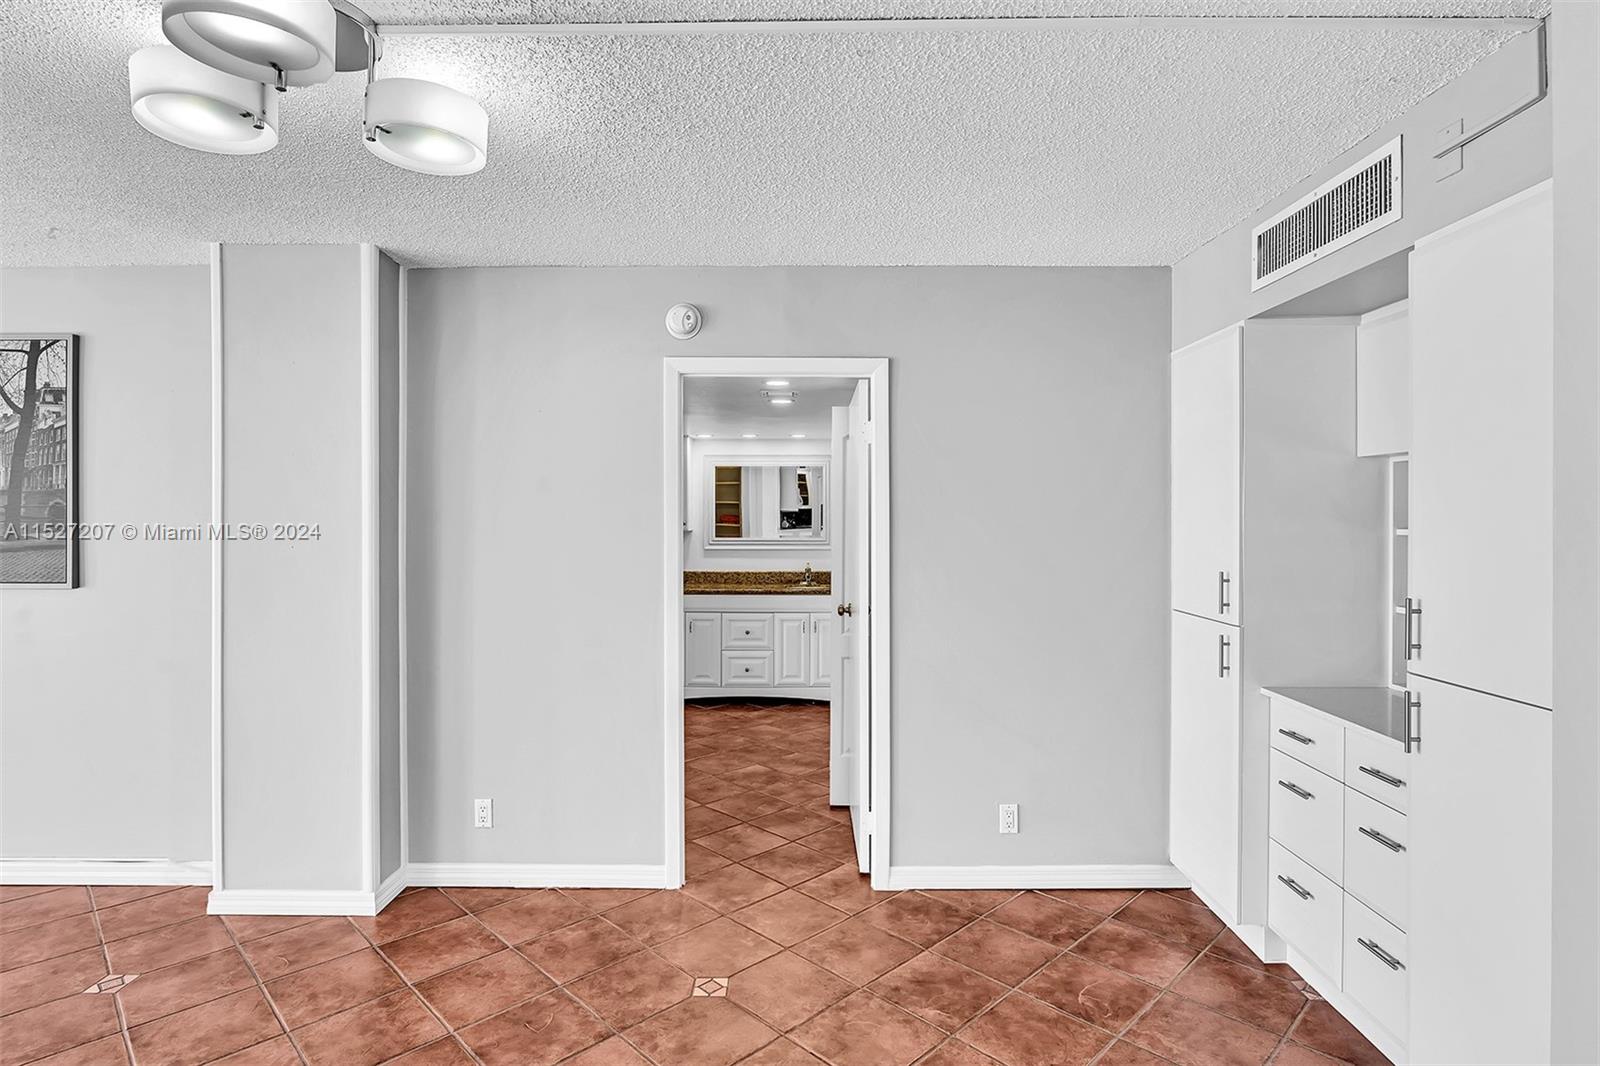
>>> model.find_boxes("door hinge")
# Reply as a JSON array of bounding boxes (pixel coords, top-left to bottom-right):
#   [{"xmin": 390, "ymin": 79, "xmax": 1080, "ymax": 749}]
[
  {"xmin": 860, "ymin": 420, "xmax": 876, "ymax": 446},
  {"xmin": 863, "ymin": 812, "xmax": 876, "ymax": 834}
]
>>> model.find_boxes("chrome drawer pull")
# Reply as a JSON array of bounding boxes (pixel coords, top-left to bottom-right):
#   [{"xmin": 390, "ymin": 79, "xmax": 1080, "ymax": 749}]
[
  {"xmin": 1218, "ymin": 571, "xmax": 1231, "ymax": 615},
  {"xmin": 1277, "ymin": 728, "xmax": 1314, "ymax": 746},
  {"xmin": 1359, "ymin": 937, "xmax": 1405, "ymax": 971},
  {"xmin": 1358, "ymin": 765, "xmax": 1405, "ymax": 788},
  {"xmin": 1358, "ymin": 826, "xmax": 1406, "ymax": 852},
  {"xmin": 1277, "ymin": 875, "xmax": 1313, "ymax": 900},
  {"xmin": 1277, "ymin": 779, "xmax": 1314, "ymax": 800}
]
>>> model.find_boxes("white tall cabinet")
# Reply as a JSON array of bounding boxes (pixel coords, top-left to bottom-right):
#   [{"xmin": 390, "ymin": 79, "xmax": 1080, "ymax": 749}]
[
  {"xmin": 1170, "ymin": 319, "xmax": 1387, "ymax": 940},
  {"xmin": 1405, "ymin": 182, "xmax": 1553, "ymax": 1066}
]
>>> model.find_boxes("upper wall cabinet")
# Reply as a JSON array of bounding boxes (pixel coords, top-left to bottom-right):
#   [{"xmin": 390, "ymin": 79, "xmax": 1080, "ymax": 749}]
[
  {"xmin": 1171, "ymin": 326, "xmax": 1242, "ymax": 623},
  {"xmin": 1355, "ymin": 300, "xmax": 1410, "ymax": 457},
  {"xmin": 1408, "ymin": 183, "xmax": 1552, "ymax": 710}
]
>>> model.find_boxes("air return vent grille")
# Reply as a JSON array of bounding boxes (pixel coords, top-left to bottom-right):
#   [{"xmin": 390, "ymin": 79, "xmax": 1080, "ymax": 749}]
[{"xmin": 1251, "ymin": 137, "xmax": 1403, "ymax": 290}]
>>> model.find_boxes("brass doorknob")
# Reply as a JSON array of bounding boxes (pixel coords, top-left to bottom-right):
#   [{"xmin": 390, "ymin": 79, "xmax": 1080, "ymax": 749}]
[{"xmin": 837, "ymin": 603, "xmax": 853, "ymax": 617}]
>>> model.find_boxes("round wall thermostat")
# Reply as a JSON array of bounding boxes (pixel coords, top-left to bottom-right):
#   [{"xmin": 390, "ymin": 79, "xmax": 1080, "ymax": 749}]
[{"xmin": 665, "ymin": 303, "xmax": 702, "ymax": 340}]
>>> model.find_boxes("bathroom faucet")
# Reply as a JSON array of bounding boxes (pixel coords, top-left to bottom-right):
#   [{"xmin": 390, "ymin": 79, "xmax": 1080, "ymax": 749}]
[{"xmin": 801, "ymin": 564, "xmax": 814, "ymax": 586}]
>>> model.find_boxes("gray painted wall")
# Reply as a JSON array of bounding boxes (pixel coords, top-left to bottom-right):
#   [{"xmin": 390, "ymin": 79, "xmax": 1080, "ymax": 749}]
[
  {"xmin": 379, "ymin": 254, "xmax": 404, "ymax": 884},
  {"xmin": 1549, "ymin": 4, "xmax": 1599, "ymax": 1061},
  {"xmin": 219, "ymin": 245, "xmax": 364, "ymax": 891},
  {"xmin": 1170, "ymin": 28, "xmax": 1551, "ymax": 348},
  {"xmin": 0, "ymin": 267, "xmax": 211, "ymax": 864},
  {"xmin": 406, "ymin": 266, "xmax": 1172, "ymax": 869}
]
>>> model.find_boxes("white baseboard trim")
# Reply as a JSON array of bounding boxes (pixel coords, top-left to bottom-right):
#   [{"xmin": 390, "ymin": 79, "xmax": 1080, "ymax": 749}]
[
  {"xmin": 375, "ymin": 866, "xmax": 408, "ymax": 912},
  {"xmin": 406, "ymin": 863, "xmax": 671, "ymax": 889},
  {"xmin": 0, "ymin": 859, "xmax": 212, "ymax": 886},
  {"xmin": 207, "ymin": 888, "xmax": 388, "ymax": 916},
  {"xmin": 884, "ymin": 864, "xmax": 1190, "ymax": 890},
  {"xmin": 1288, "ymin": 946, "xmax": 1407, "ymax": 1064}
]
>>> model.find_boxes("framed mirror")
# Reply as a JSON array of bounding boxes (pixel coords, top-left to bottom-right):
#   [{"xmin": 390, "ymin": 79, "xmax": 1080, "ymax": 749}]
[{"xmin": 704, "ymin": 457, "xmax": 828, "ymax": 547}]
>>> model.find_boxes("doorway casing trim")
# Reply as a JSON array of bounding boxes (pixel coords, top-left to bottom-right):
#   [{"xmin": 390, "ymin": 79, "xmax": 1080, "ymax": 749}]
[{"xmin": 662, "ymin": 357, "xmax": 893, "ymax": 889}]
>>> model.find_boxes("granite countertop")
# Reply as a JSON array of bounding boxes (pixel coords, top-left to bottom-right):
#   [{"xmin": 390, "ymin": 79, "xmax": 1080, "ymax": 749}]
[
  {"xmin": 684, "ymin": 569, "xmax": 832, "ymax": 595},
  {"xmin": 1261, "ymin": 686, "xmax": 1408, "ymax": 744}
]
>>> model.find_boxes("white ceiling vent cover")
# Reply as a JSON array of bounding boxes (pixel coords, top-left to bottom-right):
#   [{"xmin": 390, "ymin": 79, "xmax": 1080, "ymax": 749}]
[{"xmin": 1251, "ymin": 137, "xmax": 1403, "ymax": 291}]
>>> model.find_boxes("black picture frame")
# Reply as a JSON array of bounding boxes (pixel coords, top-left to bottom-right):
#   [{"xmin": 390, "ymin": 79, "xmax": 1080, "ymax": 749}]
[{"xmin": 0, "ymin": 333, "xmax": 79, "ymax": 589}]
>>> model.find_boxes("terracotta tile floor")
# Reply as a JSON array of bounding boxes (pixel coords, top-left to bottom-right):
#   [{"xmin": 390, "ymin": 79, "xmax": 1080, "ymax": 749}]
[{"xmin": 0, "ymin": 700, "xmax": 1393, "ymax": 1066}]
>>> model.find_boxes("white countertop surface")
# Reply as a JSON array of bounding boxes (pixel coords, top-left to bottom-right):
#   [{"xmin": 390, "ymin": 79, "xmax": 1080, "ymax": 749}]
[{"xmin": 1261, "ymin": 686, "xmax": 1407, "ymax": 744}]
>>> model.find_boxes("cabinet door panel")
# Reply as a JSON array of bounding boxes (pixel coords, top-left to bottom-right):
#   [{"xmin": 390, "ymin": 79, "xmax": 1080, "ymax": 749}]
[
  {"xmin": 810, "ymin": 613, "xmax": 834, "ymax": 689},
  {"xmin": 1409, "ymin": 184, "xmax": 1552, "ymax": 708},
  {"xmin": 1171, "ymin": 327, "xmax": 1242, "ymax": 621},
  {"xmin": 774, "ymin": 613, "xmax": 810, "ymax": 687},
  {"xmin": 685, "ymin": 613, "xmax": 721, "ymax": 687},
  {"xmin": 1407, "ymin": 676, "xmax": 1550, "ymax": 1065},
  {"xmin": 1169, "ymin": 611, "xmax": 1241, "ymax": 923}
]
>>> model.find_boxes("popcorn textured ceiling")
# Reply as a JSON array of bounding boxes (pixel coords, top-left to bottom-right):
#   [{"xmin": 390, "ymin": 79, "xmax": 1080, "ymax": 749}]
[{"xmin": 0, "ymin": 2, "xmax": 1544, "ymax": 267}]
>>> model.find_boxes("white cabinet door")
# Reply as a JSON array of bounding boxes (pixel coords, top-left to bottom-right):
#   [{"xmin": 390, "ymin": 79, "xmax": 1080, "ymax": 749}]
[
  {"xmin": 1409, "ymin": 184, "xmax": 1552, "ymax": 709},
  {"xmin": 1169, "ymin": 610, "xmax": 1241, "ymax": 923},
  {"xmin": 1171, "ymin": 327, "xmax": 1242, "ymax": 622},
  {"xmin": 1407, "ymin": 676, "xmax": 1551, "ymax": 1065},
  {"xmin": 810, "ymin": 613, "xmax": 834, "ymax": 689},
  {"xmin": 684, "ymin": 613, "xmax": 721, "ymax": 687},
  {"xmin": 774, "ymin": 613, "xmax": 810, "ymax": 687}
]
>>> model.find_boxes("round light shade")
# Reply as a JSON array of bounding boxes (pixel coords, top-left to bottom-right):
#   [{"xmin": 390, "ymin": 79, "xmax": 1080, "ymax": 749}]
[
  {"xmin": 162, "ymin": 0, "xmax": 336, "ymax": 88},
  {"xmin": 129, "ymin": 45, "xmax": 279, "ymax": 155},
  {"xmin": 363, "ymin": 78, "xmax": 488, "ymax": 176}
]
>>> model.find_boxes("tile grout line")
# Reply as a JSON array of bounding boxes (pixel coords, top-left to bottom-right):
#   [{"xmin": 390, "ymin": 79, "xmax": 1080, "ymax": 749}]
[
  {"xmin": 220, "ymin": 915, "xmax": 312, "ymax": 1065},
  {"xmin": 85, "ymin": 889, "xmax": 139, "ymax": 1066},
  {"xmin": 346, "ymin": 909, "xmax": 488, "ymax": 1065}
]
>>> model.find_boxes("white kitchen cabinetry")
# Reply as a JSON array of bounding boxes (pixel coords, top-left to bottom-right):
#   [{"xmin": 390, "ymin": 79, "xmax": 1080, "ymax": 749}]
[
  {"xmin": 1408, "ymin": 182, "xmax": 1553, "ymax": 711},
  {"xmin": 1406, "ymin": 675, "xmax": 1551, "ymax": 1065},
  {"xmin": 684, "ymin": 613, "xmax": 722, "ymax": 687},
  {"xmin": 1402, "ymin": 183, "xmax": 1553, "ymax": 1066},
  {"xmin": 683, "ymin": 603, "xmax": 833, "ymax": 699},
  {"xmin": 1170, "ymin": 326, "xmax": 1241, "ymax": 623},
  {"xmin": 1169, "ymin": 611, "xmax": 1241, "ymax": 922},
  {"xmin": 1355, "ymin": 300, "xmax": 1410, "ymax": 457},
  {"xmin": 1169, "ymin": 319, "xmax": 1386, "ymax": 942},
  {"xmin": 1264, "ymin": 687, "xmax": 1411, "ymax": 1064}
]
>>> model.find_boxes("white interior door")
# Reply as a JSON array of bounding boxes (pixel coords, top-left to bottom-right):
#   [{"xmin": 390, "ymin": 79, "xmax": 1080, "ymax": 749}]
[
  {"xmin": 830, "ymin": 381, "xmax": 872, "ymax": 872},
  {"xmin": 1408, "ymin": 184, "xmax": 1553, "ymax": 709},
  {"xmin": 1171, "ymin": 327, "xmax": 1242, "ymax": 623},
  {"xmin": 1406, "ymin": 675, "xmax": 1551, "ymax": 1064}
]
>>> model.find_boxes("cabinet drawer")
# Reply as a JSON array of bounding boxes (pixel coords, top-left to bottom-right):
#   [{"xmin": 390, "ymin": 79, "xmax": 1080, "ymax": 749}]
[
  {"xmin": 721, "ymin": 652, "xmax": 774, "ymax": 686},
  {"xmin": 1344, "ymin": 790, "xmax": 1408, "ymax": 929},
  {"xmin": 1270, "ymin": 749, "xmax": 1343, "ymax": 883},
  {"xmin": 1344, "ymin": 728, "xmax": 1409, "ymax": 814},
  {"xmin": 1269, "ymin": 842, "xmax": 1342, "ymax": 984},
  {"xmin": 722, "ymin": 614, "xmax": 774, "ymax": 650},
  {"xmin": 1343, "ymin": 894, "xmax": 1408, "ymax": 1043},
  {"xmin": 1270, "ymin": 698, "xmax": 1343, "ymax": 779}
]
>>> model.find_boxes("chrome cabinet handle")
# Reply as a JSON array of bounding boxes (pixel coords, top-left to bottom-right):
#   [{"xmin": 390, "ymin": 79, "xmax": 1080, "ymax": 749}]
[
  {"xmin": 1277, "ymin": 779, "xmax": 1314, "ymax": 800},
  {"xmin": 1358, "ymin": 765, "xmax": 1406, "ymax": 788},
  {"xmin": 1404, "ymin": 597, "xmax": 1422, "ymax": 659},
  {"xmin": 1405, "ymin": 690, "xmax": 1422, "ymax": 754},
  {"xmin": 1358, "ymin": 826, "xmax": 1406, "ymax": 852},
  {"xmin": 1277, "ymin": 728, "xmax": 1314, "ymax": 746},
  {"xmin": 1219, "ymin": 571, "xmax": 1231, "ymax": 615},
  {"xmin": 1218, "ymin": 634, "xmax": 1231, "ymax": 678},
  {"xmin": 1277, "ymin": 875, "xmax": 1312, "ymax": 900},
  {"xmin": 1359, "ymin": 938, "xmax": 1405, "ymax": 971}
]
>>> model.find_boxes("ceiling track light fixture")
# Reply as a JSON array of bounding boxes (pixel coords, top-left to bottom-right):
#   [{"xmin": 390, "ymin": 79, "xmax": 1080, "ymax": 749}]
[{"xmin": 132, "ymin": 0, "xmax": 487, "ymax": 173}]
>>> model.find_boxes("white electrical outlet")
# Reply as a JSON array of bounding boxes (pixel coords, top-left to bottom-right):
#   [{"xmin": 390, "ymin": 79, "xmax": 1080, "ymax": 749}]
[
  {"xmin": 473, "ymin": 798, "xmax": 493, "ymax": 829},
  {"xmin": 998, "ymin": 803, "xmax": 1019, "ymax": 834}
]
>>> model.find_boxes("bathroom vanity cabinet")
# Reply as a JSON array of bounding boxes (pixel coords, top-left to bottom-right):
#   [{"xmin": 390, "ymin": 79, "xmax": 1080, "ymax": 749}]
[{"xmin": 684, "ymin": 599, "xmax": 834, "ymax": 699}]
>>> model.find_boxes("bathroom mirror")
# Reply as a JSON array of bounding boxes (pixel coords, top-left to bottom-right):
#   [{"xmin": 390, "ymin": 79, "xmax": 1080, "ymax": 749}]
[{"xmin": 703, "ymin": 458, "xmax": 828, "ymax": 547}]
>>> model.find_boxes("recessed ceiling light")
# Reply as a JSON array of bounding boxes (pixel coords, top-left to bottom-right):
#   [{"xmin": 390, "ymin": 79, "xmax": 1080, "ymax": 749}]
[
  {"xmin": 162, "ymin": 0, "xmax": 338, "ymax": 89},
  {"xmin": 769, "ymin": 397, "xmax": 794, "ymax": 405},
  {"xmin": 765, "ymin": 380, "xmax": 790, "ymax": 388},
  {"xmin": 741, "ymin": 433, "xmax": 757, "ymax": 439},
  {"xmin": 791, "ymin": 434, "xmax": 806, "ymax": 439},
  {"xmin": 364, "ymin": 78, "xmax": 488, "ymax": 176},
  {"xmin": 695, "ymin": 433, "xmax": 713, "ymax": 439},
  {"xmin": 129, "ymin": 46, "xmax": 279, "ymax": 155}
]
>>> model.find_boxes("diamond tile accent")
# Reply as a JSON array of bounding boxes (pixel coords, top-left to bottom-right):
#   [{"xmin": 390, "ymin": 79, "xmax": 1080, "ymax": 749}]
[{"xmin": 692, "ymin": 976, "xmax": 729, "ymax": 997}]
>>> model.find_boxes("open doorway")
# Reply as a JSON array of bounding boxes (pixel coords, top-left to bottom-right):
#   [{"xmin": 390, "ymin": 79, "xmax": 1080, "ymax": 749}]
[{"xmin": 661, "ymin": 359, "xmax": 891, "ymax": 891}]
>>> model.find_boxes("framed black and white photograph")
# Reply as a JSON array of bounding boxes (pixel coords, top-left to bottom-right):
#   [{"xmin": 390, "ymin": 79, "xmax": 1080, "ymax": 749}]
[{"xmin": 1, "ymin": 334, "xmax": 78, "ymax": 588}]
